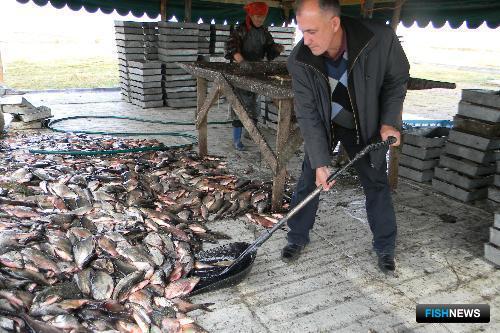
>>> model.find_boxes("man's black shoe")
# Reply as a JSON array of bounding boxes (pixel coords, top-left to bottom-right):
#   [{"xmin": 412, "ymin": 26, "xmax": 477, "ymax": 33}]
[
  {"xmin": 281, "ymin": 243, "xmax": 305, "ymax": 263},
  {"xmin": 377, "ymin": 253, "xmax": 396, "ymax": 272}
]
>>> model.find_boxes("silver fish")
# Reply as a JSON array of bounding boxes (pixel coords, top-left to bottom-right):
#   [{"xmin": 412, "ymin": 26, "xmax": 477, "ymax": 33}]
[
  {"xmin": 32, "ymin": 168, "xmax": 54, "ymax": 181},
  {"xmin": 21, "ymin": 248, "xmax": 60, "ymax": 274},
  {"xmin": 130, "ymin": 302, "xmax": 151, "ymax": 333},
  {"xmin": 47, "ymin": 234, "xmax": 73, "ymax": 261},
  {"xmin": 143, "ymin": 232, "xmax": 163, "ymax": 248},
  {"xmin": 164, "ymin": 277, "xmax": 200, "ymax": 299},
  {"xmin": 147, "ymin": 245, "xmax": 165, "ymax": 267},
  {"xmin": 32, "ymin": 281, "xmax": 81, "ymax": 305},
  {"xmin": 0, "ymin": 316, "xmax": 14, "ymax": 330},
  {"xmin": 128, "ymin": 289, "xmax": 153, "ymax": 313},
  {"xmin": 90, "ymin": 258, "xmax": 115, "ymax": 274},
  {"xmin": 112, "ymin": 271, "xmax": 145, "ymax": 301},
  {"xmin": 97, "ymin": 236, "xmax": 119, "ymax": 256},
  {"xmin": 50, "ymin": 183, "xmax": 78, "ymax": 200},
  {"xmin": 256, "ymin": 200, "xmax": 269, "ymax": 214},
  {"xmin": 90, "ymin": 270, "xmax": 114, "ymax": 301},
  {"xmin": 74, "ymin": 268, "xmax": 93, "ymax": 296},
  {"xmin": 67, "ymin": 227, "xmax": 93, "ymax": 242},
  {"xmin": 149, "ymin": 270, "xmax": 165, "ymax": 286},
  {"xmin": 3, "ymin": 268, "xmax": 51, "ymax": 286},
  {"xmin": 20, "ymin": 313, "xmax": 65, "ymax": 333},
  {"xmin": 73, "ymin": 237, "xmax": 95, "ymax": 269},
  {"xmin": 50, "ymin": 314, "xmax": 83, "ymax": 331},
  {"xmin": 11, "ymin": 167, "xmax": 33, "ymax": 183},
  {"xmin": 0, "ymin": 251, "xmax": 24, "ymax": 269},
  {"xmin": 116, "ymin": 243, "xmax": 154, "ymax": 272}
]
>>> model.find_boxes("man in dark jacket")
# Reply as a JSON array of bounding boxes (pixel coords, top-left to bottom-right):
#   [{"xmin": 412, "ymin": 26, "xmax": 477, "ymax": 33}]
[
  {"xmin": 282, "ymin": 0, "xmax": 409, "ymax": 272},
  {"xmin": 225, "ymin": 1, "xmax": 284, "ymax": 150}
]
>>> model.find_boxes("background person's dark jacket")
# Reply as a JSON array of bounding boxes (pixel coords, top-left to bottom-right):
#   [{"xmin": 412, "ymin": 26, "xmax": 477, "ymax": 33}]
[
  {"xmin": 225, "ymin": 24, "xmax": 282, "ymax": 61},
  {"xmin": 287, "ymin": 16, "xmax": 410, "ymax": 170}
]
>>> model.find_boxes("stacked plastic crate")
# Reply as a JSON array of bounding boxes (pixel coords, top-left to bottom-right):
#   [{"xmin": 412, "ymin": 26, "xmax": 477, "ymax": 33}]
[
  {"xmin": 158, "ymin": 22, "xmax": 199, "ymax": 108},
  {"xmin": 115, "ymin": 21, "xmax": 163, "ymax": 108},
  {"xmin": 399, "ymin": 127, "xmax": 449, "ymax": 182},
  {"xmin": 432, "ymin": 89, "xmax": 500, "ymax": 202},
  {"xmin": 493, "ymin": 160, "xmax": 500, "ymax": 206},
  {"xmin": 123, "ymin": 60, "xmax": 164, "ymax": 108},
  {"xmin": 260, "ymin": 98, "xmax": 280, "ymax": 130},
  {"xmin": 485, "ymin": 212, "xmax": 500, "ymax": 266},
  {"xmin": 209, "ymin": 24, "xmax": 231, "ymax": 63},
  {"xmin": 197, "ymin": 23, "xmax": 211, "ymax": 62},
  {"xmin": 268, "ymin": 26, "xmax": 295, "ymax": 62}
]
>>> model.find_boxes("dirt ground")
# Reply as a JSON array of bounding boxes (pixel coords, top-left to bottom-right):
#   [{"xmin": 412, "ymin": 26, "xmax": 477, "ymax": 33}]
[{"xmin": 1, "ymin": 90, "xmax": 499, "ymax": 332}]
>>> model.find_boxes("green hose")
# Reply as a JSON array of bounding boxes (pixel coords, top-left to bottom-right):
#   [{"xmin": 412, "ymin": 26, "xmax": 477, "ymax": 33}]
[
  {"xmin": 28, "ymin": 145, "xmax": 174, "ymax": 156},
  {"xmin": 28, "ymin": 115, "xmax": 231, "ymax": 155}
]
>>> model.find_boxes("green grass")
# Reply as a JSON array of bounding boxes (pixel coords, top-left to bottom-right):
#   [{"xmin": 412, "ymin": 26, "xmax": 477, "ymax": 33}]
[
  {"xmin": 410, "ymin": 63, "xmax": 498, "ymax": 88},
  {"xmin": 2, "ymin": 57, "xmax": 497, "ymax": 91},
  {"xmin": 4, "ymin": 58, "xmax": 119, "ymax": 90}
]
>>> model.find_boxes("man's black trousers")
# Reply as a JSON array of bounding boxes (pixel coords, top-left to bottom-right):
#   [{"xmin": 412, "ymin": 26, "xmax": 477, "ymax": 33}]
[{"xmin": 286, "ymin": 125, "xmax": 397, "ymax": 255}]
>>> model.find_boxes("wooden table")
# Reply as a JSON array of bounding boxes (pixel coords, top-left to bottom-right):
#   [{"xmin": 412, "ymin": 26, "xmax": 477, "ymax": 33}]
[
  {"xmin": 388, "ymin": 77, "xmax": 456, "ymax": 190},
  {"xmin": 178, "ymin": 62, "xmax": 303, "ymax": 211},
  {"xmin": 179, "ymin": 62, "xmax": 457, "ymax": 205}
]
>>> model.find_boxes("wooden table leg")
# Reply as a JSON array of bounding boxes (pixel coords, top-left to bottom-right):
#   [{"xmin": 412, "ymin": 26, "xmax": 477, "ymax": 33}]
[
  {"xmin": 388, "ymin": 110, "xmax": 403, "ymax": 190},
  {"xmin": 220, "ymin": 77, "xmax": 278, "ymax": 173},
  {"xmin": 272, "ymin": 168, "xmax": 287, "ymax": 212},
  {"xmin": 272, "ymin": 99, "xmax": 293, "ymax": 211},
  {"xmin": 196, "ymin": 77, "xmax": 208, "ymax": 157},
  {"xmin": 388, "ymin": 146, "xmax": 401, "ymax": 190}
]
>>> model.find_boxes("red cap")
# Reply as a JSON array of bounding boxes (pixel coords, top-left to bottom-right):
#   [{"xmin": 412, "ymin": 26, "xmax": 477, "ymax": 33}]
[{"xmin": 244, "ymin": 2, "xmax": 269, "ymax": 16}]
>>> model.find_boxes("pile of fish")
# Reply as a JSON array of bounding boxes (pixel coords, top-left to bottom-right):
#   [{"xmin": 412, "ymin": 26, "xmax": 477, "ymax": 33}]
[{"xmin": 0, "ymin": 133, "xmax": 291, "ymax": 332}]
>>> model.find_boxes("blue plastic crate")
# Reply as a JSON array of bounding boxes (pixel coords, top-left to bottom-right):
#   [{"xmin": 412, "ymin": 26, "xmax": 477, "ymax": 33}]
[{"xmin": 402, "ymin": 119, "xmax": 453, "ymax": 129}]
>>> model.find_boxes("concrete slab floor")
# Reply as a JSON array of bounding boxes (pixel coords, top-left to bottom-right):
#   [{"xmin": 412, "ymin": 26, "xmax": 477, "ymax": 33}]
[{"xmin": 1, "ymin": 90, "xmax": 498, "ymax": 332}]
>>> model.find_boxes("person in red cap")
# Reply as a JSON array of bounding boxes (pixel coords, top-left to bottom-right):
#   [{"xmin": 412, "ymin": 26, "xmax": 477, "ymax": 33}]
[{"xmin": 225, "ymin": 1, "xmax": 284, "ymax": 150}]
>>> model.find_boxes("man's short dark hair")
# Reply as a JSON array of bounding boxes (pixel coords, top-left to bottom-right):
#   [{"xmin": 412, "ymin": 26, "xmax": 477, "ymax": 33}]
[{"xmin": 295, "ymin": 0, "xmax": 341, "ymax": 16}]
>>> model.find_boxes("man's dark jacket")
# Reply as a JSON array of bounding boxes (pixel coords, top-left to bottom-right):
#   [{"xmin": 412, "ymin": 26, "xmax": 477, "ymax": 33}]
[{"xmin": 287, "ymin": 16, "xmax": 410, "ymax": 169}]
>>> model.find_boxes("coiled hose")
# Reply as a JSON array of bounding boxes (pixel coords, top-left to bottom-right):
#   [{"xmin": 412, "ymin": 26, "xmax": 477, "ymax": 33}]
[{"xmin": 28, "ymin": 115, "xmax": 231, "ymax": 155}]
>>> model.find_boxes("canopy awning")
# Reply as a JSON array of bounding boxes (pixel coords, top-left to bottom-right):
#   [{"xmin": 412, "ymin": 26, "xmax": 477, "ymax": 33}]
[{"xmin": 15, "ymin": 0, "xmax": 500, "ymax": 28}]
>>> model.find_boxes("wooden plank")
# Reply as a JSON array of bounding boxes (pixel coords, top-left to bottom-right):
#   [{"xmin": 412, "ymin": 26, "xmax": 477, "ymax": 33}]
[
  {"xmin": 219, "ymin": 76, "xmax": 278, "ymax": 173},
  {"xmin": 273, "ymin": 100, "xmax": 292, "ymax": 209},
  {"xmin": 184, "ymin": 0, "xmax": 192, "ymax": 23},
  {"xmin": 407, "ymin": 77, "xmax": 456, "ymax": 90},
  {"xmin": 453, "ymin": 115, "xmax": 500, "ymax": 137},
  {"xmin": 388, "ymin": 10, "xmax": 403, "ymax": 190},
  {"xmin": 390, "ymin": 0, "xmax": 403, "ymax": 30},
  {"xmin": 196, "ymin": 77, "xmax": 208, "ymax": 157},
  {"xmin": 177, "ymin": 62, "xmax": 293, "ymax": 99},
  {"xmin": 272, "ymin": 168, "xmax": 287, "ymax": 212},
  {"xmin": 388, "ymin": 114, "xmax": 403, "ymax": 190},
  {"xmin": 275, "ymin": 99, "xmax": 293, "ymax": 158},
  {"xmin": 160, "ymin": 0, "xmax": 168, "ymax": 21},
  {"xmin": 195, "ymin": 84, "xmax": 220, "ymax": 129},
  {"xmin": 279, "ymin": 127, "xmax": 303, "ymax": 165},
  {"xmin": 272, "ymin": 99, "xmax": 293, "ymax": 211},
  {"xmin": 389, "ymin": 145, "xmax": 401, "ymax": 190}
]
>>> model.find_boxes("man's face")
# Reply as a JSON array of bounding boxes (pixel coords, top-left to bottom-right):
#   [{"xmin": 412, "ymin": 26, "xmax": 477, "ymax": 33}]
[
  {"xmin": 297, "ymin": 3, "xmax": 339, "ymax": 56},
  {"xmin": 250, "ymin": 14, "xmax": 267, "ymax": 28}
]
